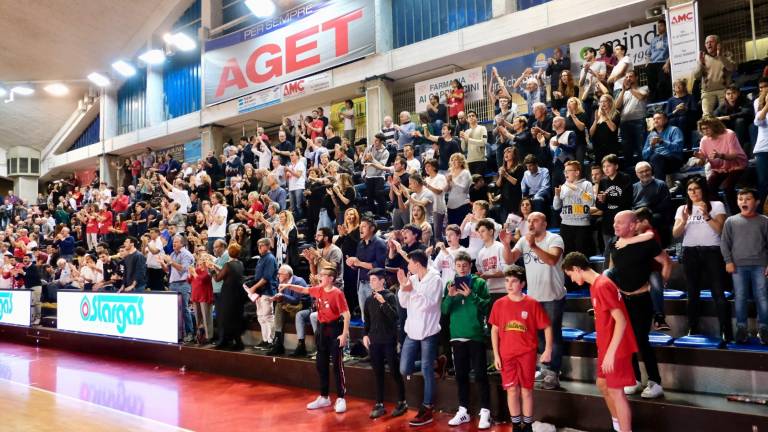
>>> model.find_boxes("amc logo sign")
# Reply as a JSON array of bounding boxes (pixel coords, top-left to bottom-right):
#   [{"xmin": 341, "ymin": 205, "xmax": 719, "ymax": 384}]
[
  {"xmin": 671, "ymin": 12, "xmax": 694, "ymax": 25},
  {"xmin": 214, "ymin": 9, "xmax": 363, "ymax": 98},
  {"xmin": 283, "ymin": 80, "xmax": 306, "ymax": 97}
]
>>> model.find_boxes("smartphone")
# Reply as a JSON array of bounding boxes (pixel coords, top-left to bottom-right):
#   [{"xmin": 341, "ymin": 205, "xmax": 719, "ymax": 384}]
[{"xmin": 453, "ymin": 276, "xmax": 471, "ymax": 290}]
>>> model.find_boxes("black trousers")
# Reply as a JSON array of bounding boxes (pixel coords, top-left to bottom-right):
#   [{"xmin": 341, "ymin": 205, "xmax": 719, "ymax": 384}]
[
  {"xmin": 369, "ymin": 341, "xmax": 406, "ymax": 403},
  {"xmin": 452, "ymin": 340, "xmax": 490, "ymax": 409},
  {"xmin": 622, "ymin": 292, "xmax": 661, "ymax": 384},
  {"xmin": 646, "ymin": 62, "xmax": 672, "ymax": 102},
  {"xmin": 316, "ymin": 320, "xmax": 346, "ymax": 398},
  {"xmin": 682, "ymin": 246, "xmax": 733, "ymax": 338},
  {"xmin": 147, "ymin": 268, "xmax": 165, "ymax": 291},
  {"xmin": 365, "ymin": 177, "xmax": 387, "ymax": 216}
]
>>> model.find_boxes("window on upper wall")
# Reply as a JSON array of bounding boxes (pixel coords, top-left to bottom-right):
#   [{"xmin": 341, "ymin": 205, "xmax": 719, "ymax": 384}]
[{"xmin": 392, "ymin": 0, "xmax": 493, "ymax": 49}]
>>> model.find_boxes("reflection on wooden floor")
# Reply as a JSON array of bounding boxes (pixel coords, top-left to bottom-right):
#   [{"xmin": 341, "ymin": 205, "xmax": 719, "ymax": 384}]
[{"xmin": 0, "ymin": 378, "xmax": 187, "ymax": 432}]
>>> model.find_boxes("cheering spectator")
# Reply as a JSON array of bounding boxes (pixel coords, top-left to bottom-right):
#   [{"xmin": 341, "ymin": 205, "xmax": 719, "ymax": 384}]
[
  {"xmin": 665, "ymin": 78, "xmax": 699, "ymax": 150},
  {"xmin": 647, "ymin": 19, "xmax": 671, "ymax": 102},
  {"xmin": 163, "ymin": 236, "xmax": 196, "ymax": 343},
  {"xmin": 247, "ymin": 238, "xmax": 279, "ymax": 347},
  {"xmin": 714, "ymin": 85, "xmax": 754, "ymax": 154},
  {"xmin": 695, "ymin": 35, "xmax": 736, "ymax": 115},
  {"xmin": 520, "ymin": 154, "xmax": 551, "ymax": 215},
  {"xmin": 642, "ymin": 111, "xmax": 684, "ymax": 180},
  {"xmin": 189, "ymin": 245, "xmax": 214, "ymax": 344},
  {"xmin": 694, "ymin": 115, "xmax": 748, "ymax": 213},
  {"xmin": 447, "ymin": 80, "xmax": 465, "ymax": 124},
  {"xmin": 755, "ymin": 78, "xmax": 768, "ymax": 207},
  {"xmin": 445, "ymin": 153, "xmax": 473, "ymax": 226},
  {"xmin": 553, "ymin": 161, "xmax": 595, "ymax": 257},
  {"xmin": 615, "ymin": 70, "xmax": 648, "ymax": 166},
  {"xmin": 596, "ymin": 155, "xmax": 633, "ymax": 250},
  {"xmin": 346, "ymin": 216, "xmax": 387, "ymax": 321},
  {"xmin": 362, "ymin": 133, "xmax": 390, "ymax": 217},
  {"xmin": 210, "ymin": 243, "xmax": 246, "ymax": 351}
]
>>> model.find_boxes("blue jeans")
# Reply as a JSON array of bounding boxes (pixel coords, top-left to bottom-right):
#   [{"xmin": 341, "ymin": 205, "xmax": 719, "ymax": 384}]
[
  {"xmin": 357, "ymin": 280, "xmax": 372, "ymax": 322},
  {"xmin": 295, "ymin": 309, "xmax": 318, "ymax": 340},
  {"xmin": 732, "ymin": 266, "xmax": 768, "ymax": 329},
  {"xmin": 756, "ymin": 152, "xmax": 768, "ymax": 211},
  {"xmin": 538, "ymin": 297, "xmax": 565, "ymax": 373},
  {"xmin": 649, "ymin": 271, "xmax": 665, "ymax": 317},
  {"xmin": 400, "ymin": 333, "xmax": 439, "ymax": 406},
  {"xmin": 289, "ymin": 189, "xmax": 304, "ymax": 219},
  {"xmin": 170, "ymin": 281, "xmax": 193, "ymax": 337},
  {"xmin": 620, "ymin": 119, "xmax": 647, "ymax": 167},
  {"xmin": 318, "ymin": 209, "xmax": 334, "ymax": 230}
]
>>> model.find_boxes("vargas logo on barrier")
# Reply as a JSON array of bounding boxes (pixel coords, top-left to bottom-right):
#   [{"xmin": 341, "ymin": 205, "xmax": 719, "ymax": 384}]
[
  {"xmin": 80, "ymin": 294, "xmax": 145, "ymax": 334},
  {"xmin": 0, "ymin": 292, "xmax": 13, "ymax": 320}
]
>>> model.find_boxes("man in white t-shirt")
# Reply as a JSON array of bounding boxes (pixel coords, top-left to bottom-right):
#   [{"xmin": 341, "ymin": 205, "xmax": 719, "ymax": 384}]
[
  {"xmin": 161, "ymin": 176, "xmax": 191, "ymax": 215},
  {"xmin": 285, "ymin": 151, "xmax": 306, "ymax": 220},
  {"xmin": 144, "ymin": 228, "xmax": 166, "ymax": 291},
  {"xmin": 608, "ymin": 43, "xmax": 633, "ymax": 95},
  {"xmin": 500, "ymin": 211, "xmax": 565, "ymax": 390},
  {"xmin": 207, "ymin": 192, "xmax": 229, "ymax": 253},
  {"xmin": 404, "ymin": 144, "xmax": 421, "ymax": 174},
  {"xmin": 474, "ymin": 219, "xmax": 507, "ymax": 296}
]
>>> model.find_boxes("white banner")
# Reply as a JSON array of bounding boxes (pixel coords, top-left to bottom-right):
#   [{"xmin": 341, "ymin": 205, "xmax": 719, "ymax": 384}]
[
  {"xmin": 0, "ymin": 290, "xmax": 31, "ymax": 326},
  {"xmin": 569, "ymin": 23, "xmax": 658, "ymax": 71},
  {"xmin": 414, "ymin": 67, "xmax": 484, "ymax": 113},
  {"xmin": 204, "ymin": 0, "xmax": 375, "ymax": 105},
  {"xmin": 667, "ymin": 2, "xmax": 700, "ymax": 82},
  {"xmin": 238, "ymin": 86, "xmax": 282, "ymax": 114},
  {"xmin": 282, "ymin": 71, "xmax": 333, "ymax": 101},
  {"xmin": 57, "ymin": 291, "xmax": 179, "ymax": 344}
]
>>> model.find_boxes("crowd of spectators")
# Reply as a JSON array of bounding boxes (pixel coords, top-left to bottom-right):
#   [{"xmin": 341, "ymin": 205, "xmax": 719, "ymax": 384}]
[{"xmin": 3, "ymin": 28, "xmax": 768, "ymax": 429}]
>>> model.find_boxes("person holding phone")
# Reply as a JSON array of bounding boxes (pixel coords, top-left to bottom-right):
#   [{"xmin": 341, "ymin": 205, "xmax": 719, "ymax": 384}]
[{"xmin": 441, "ymin": 251, "xmax": 491, "ymax": 429}]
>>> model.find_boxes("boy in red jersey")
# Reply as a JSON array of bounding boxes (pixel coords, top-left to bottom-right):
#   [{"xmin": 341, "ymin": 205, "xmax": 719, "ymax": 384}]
[
  {"xmin": 278, "ymin": 265, "xmax": 350, "ymax": 414},
  {"xmin": 489, "ymin": 265, "xmax": 552, "ymax": 432},
  {"xmin": 562, "ymin": 252, "xmax": 637, "ymax": 432}
]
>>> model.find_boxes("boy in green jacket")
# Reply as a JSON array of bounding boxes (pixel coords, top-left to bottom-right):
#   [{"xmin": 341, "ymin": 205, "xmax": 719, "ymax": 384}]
[{"xmin": 440, "ymin": 251, "xmax": 492, "ymax": 429}]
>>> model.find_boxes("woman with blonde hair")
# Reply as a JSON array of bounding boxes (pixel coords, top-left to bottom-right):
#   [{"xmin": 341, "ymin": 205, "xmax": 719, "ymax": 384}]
[
  {"xmin": 410, "ymin": 203, "xmax": 433, "ymax": 246},
  {"xmin": 694, "ymin": 115, "xmax": 747, "ymax": 213},
  {"xmin": 589, "ymin": 93, "xmax": 621, "ymax": 163},
  {"xmin": 189, "ymin": 245, "xmax": 214, "ymax": 343},
  {"xmin": 329, "ymin": 172, "xmax": 356, "ymax": 222},
  {"xmin": 267, "ymin": 210, "xmax": 299, "ymax": 269},
  {"xmin": 445, "ymin": 152, "xmax": 472, "ymax": 225},
  {"xmin": 335, "ymin": 207, "xmax": 361, "ymax": 313},
  {"xmin": 565, "ymin": 96, "xmax": 589, "ymax": 165}
]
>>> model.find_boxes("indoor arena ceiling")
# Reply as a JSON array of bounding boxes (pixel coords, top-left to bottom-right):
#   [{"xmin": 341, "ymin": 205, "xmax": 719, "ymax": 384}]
[{"xmin": 0, "ymin": 0, "xmax": 193, "ymax": 151}]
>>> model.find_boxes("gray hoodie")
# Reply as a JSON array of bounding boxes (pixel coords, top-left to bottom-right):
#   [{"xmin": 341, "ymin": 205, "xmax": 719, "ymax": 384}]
[{"xmin": 553, "ymin": 178, "xmax": 594, "ymax": 226}]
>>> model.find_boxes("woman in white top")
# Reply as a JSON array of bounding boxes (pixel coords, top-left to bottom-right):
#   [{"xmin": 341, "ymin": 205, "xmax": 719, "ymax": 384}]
[
  {"xmin": 285, "ymin": 150, "xmax": 306, "ymax": 220},
  {"xmin": 423, "ymin": 159, "xmax": 448, "ymax": 243},
  {"xmin": 445, "ymin": 153, "xmax": 472, "ymax": 226},
  {"xmin": 206, "ymin": 192, "xmax": 229, "ymax": 254},
  {"xmin": 672, "ymin": 176, "xmax": 732, "ymax": 340},
  {"xmin": 253, "ymin": 137, "xmax": 272, "ymax": 170}
]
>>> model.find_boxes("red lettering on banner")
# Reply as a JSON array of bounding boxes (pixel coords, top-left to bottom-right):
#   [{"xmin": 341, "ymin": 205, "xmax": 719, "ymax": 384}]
[
  {"xmin": 215, "ymin": 58, "xmax": 248, "ymax": 97},
  {"xmin": 214, "ymin": 8, "xmax": 365, "ymax": 97},
  {"xmin": 671, "ymin": 12, "xmax": 693, "ymax": 24},
  {"xmin": 322, "ymin": 9, "xmax": 363, "ymax": 56},
  {"xmin": 283, "ymin": 80, "xmax": 305, "ymax": 97},
  {"xmin": 245, "ymin": 44, "xmax": 282, "ymax": 84},
  {"xmin": 286, "ymin": 27, "xmax": 320, "ymax": 73}
]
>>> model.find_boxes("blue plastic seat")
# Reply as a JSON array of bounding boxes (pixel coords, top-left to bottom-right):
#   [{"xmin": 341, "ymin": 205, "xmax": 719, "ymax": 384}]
[
  {"xmin": 701, "ymin": 290, "xmax": 733, "ymax": 300},
  {"xmin": 562, "ymin": 328, "xmax": 585, "ymax": 341},
  {"xmin": 726, "ymin": 338, "xmax": 768, "ymax": 352},
  {"xmin": 589, "ymin": 255, "xmax": 605, "ymax": 263},
  {"xmin": 663, "ymin": 289, "xmax": 686, "ymax": 299},
  {"xmin": 648, "ymin": 331, "xmax": 674, "ymax": 346},
  {"xmin": 582, "ymin": 332, "xmax": 597, "ymax": 343},
  {"xmin": 349, "ymin": 318, "xmax": 364, "ymax": 328},
  {"xmin": 565, "ymin": 289, "xmax": 590, "ymax": 299},
  {"xmin": 547, "ymin": 227, "xmax": 560, "ymax": 234},
  {"xmin": 673, "ymin": 334, "xmax": 723, "ymax": 349}
]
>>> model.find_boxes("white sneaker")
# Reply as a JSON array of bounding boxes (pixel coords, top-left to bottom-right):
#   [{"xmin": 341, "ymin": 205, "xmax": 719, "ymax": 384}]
[
  {"xmin": 534, "ymin": 370, "xmax": 544, "ymax": 381},
  {"xmin": 641, "ymin": 381, "xmax": 664, "ymax": 399},
  {"xmin": 307, "ymin": 396, "xmax": 331, "ymax": 410},
  {"xmin": 448, "ymin": 406, "xmax": 470, "ymax": 426},
  {"xmin": 623, "ymin": 380, "xmax": 641, "ymax": 395},
  {"xmin": 478, "ymin": 408, "xmax": 492, "ymax": 429},
  {"xmin": 334, "ymin": 397, "xmax": 347, "ymax": 413}
]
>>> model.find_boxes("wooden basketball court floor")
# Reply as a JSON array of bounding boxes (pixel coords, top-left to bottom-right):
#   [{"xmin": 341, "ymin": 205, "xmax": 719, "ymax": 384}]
[{"xmin": 0, "ymin": 341, "xmax": 520, "ymax": 432}]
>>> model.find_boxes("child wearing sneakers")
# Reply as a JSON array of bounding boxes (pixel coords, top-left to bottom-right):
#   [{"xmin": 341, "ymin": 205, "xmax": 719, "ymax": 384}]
[
  {"xmin": 562, "ymin": 252, "xmax": 637, "ymax": 432},
  {"xmin": 278, "ymin": 266, "xmax": 350, "ymax": 413},
  {"xmin": 489, "ymin": 265, "xmax": 552, "ymax": 432}
]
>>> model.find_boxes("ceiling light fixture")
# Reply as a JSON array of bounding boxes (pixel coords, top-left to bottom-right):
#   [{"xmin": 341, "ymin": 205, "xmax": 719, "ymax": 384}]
[
  {"xmin": 164, "ymin": 32, "xmax": 197, "ymax": 51},
  {"xmin": 244, "ymin": 0, "xmax": 276, "ymax": 18},
  {"xmin": 112, "ymin": 60, "xmax": 137, "ymax": 77},
  {"xmin": 11, "ymin": 86, "xmax": 35, "ymax": 96},
  {"xmin": 138, "ymin": 49, "xmax": 166, "ymax": 65},
  {"xmin": 44, "ymin": 83, "xmax": 69, "ymax": 96},
  {"xmin": 87, "ymin": 72, "xmax": 111, "ymax": 87}
]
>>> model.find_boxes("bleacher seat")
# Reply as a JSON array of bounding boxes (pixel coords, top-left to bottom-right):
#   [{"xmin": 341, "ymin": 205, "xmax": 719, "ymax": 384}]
[
  {"xmin": 565, "ymin": 289, "xmax": 590, "ymax": 299},
  {"xmin": 726, "ymin": 338, "xmax": 768, "ymax": 352},
  {"xmin": 588, "ymin": 255, "xmax": 605, "ymax": 263},
  {"xmin": 349, "ymin": 318, "xmax": 364, "ymax": 328},
  {"xmin": 663, "ymin": 289, "xmax": 686, "ymax": 299},
  {"xmin": 562, "ymin": 328, "xmax": 586, "ymax": 341},
  {"xmin": 673, "ymin": 335, "xmax": 723, "ymax": 349},
  {"xmin": 648, "ymin": 331, "xmax": 675, "ymax": 346},
  {"xmin": 547, "ymin": 227, "xmax": 560, "ymax": 234},
  {"xmin": 582, "ymin": 332, "xmax": 597, "ymax": 343},
  {"xmin": 701, "ymin": 290, "xmax": 733, "ymax": 300}
]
